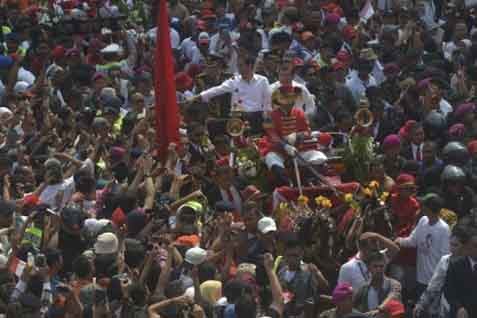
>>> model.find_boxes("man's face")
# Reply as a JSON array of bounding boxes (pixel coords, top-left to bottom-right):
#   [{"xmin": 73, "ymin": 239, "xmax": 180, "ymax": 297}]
[
  {"xmin": 238, "ymin": 59, "xmax": 253, "ymax": 79},
  {"xmin": 464, "ymin": 236, "xmax": 477, "ymax": 258},
  {"xmin": 411, "ymin": 127, "xmax": 425, "ymax": 145},
  {"xmin": 369, "ymin": 259, "xmax": 385, "ymax": 280},
  {"xmin": 284, "ymin": 246, "xmax": 302, "ymax": 269},
  {"xmin": 243, "ymin": 210, "xmax": 259, "ymax": 232},
  {"xmin": 422, "ymin": 143, "xmax": 436, "ymax": 163},
  {"xmin": 278, "ymin": 63, "xmax": 294, "ymax": 84},
  {"xmin": 449, "ymin": 235, "xmax": 464, "ymax": 255}
]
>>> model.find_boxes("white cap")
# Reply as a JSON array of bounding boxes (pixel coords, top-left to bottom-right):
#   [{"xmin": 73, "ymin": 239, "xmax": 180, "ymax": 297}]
[
  {"xmin": 0, "ymin": 107, "xmax": 13, "ymax": 121},
  {"xmin": 100, "ymin": 43, "xmax": 122, "ymax": 54},
  {"xmin": 94, "ymin": 232, "xmax": 119, "ymax": 254},
  {"xmin": 185, "ymin": 247, "xmax": 207, "ymax": 265},
  {"xmin": 300, "ymin": 150, "xmax": 327, "ymax": 165},
  {"xmin": 257, "ymin": 217, "xmax": 277, "ymax": 234},
  {"xmin": 198, "ymin": 32, "xmax": 210, "ymax": 44},
  {"xmin": 13, "ymin": 81, "xmax": 30, "ymax": 95},
  {"xmin": 84, "ymin": 218, "xmax": 111, "ymax": 235}
]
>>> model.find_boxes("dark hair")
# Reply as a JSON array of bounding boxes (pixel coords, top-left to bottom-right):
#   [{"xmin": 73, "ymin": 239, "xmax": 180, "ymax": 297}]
[
  {"xmin": 284, "ymin": 233, "xmax": 302, "ymax": 250},
  {"xmin": 453, "ymin": 221, "xmax": 477, "ymax": 244},
  {"xmin": 235, "ymin": 294, "xmax": 257, "ymax": 318},
  {"xmin": 72, "ymin": 255, "xmax": 93, "ymax": 279},
  {"xmin": 124, "ymin": 238, "xmax": 146, "ymax": 268},
  {"xmin": 367, "ymin": 251, "xmax": 386, "ymax": 265},
  {"xmin": 45, "ymin": 248, "xmax": 62, "ymax": 268},
  {"xmin": 95, "ymin": 254, "xmax": 118, "ymax": 279},
  {"xmin": 198, "ymin": 262, "xmax": 217, "ymax": 283}
]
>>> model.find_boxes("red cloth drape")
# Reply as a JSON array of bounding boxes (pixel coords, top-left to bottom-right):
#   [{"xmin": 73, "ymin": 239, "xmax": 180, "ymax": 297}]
[{"xmin": 155, "ymin": 0, "xmax": 180, "ymax": 161}]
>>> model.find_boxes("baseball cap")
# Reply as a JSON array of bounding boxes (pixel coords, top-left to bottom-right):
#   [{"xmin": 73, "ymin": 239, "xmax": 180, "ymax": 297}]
[
  {"xmin": 185, "ymin": 247, "xmax": 207, "ymax": 265},
  {"xmin": 418, "ymin": 193, "xmax": 444, "ymax": 212},
  {"xmin": 198, "ymin": 32, "xmax": 210, "ymax": 45},
  {"xmin": 257, "ymin": 217, "xmax": 277, "ymax": 234},
  {"xmin": 94, "ymin": 232, "xmax": 119, "ymax": 254}
]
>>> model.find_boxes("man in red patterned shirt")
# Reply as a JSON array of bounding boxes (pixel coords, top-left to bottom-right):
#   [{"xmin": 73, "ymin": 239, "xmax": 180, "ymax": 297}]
[{"xmin": 262, "ymin": 84, "xmax": 327, "ymax": 186}]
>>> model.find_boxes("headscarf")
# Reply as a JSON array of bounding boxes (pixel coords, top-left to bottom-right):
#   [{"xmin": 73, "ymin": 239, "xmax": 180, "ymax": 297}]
[{"xmin": 200, "ymin": 280, "xmax": 223, "ymax": 305}]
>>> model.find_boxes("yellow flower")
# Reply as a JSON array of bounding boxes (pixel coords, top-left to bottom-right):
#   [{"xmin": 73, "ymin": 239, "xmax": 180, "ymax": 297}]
[
  {"xmin": 315, "ymin": 195, "xmax": 327, "ymax": 205},
  {"xmin": 297, "ymin": 195, "xmax": 309, "ymax": 205},
  {"xmin": 369, "ymin": 180, "xmax": 380, "ymax": 190},
  {"xmin": 321, "ymin": 199, "xmax": 333, "ymax": 209},
  {"xmin": 362, "ymin": 187, "xmax": 373, "ymax": 197},
  {"xmin": 380, "ymin": 192, "xmax": 390, "ymax": 201},
  {"xmin": 344, "ymin": 193, "xmax": 354, "ymax": 203}
]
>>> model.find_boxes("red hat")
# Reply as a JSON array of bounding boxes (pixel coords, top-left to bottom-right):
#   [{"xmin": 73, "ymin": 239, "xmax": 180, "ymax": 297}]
[
  {"xmin": 52, "ymin": 45, "xmax": 65, "ymax": 60},
  {"xmin": 382, "ymin": 134, "xmax": 401, "ymax": 150},
  {"xmin": 175, "ymin": 234, "xmax": 200, "ymax": 247},
  {"xmin": 187, "ymin": 64, "xmax": 203, "ymax": 78},
  {"xmin": 318, "ymin": 132, "xmax": 332, "ymax": 146},
  {"xmin": 331, "ymin": 283, "xmax": 353, "ymax": 304},
  {"xmin": 216, "ymin": 157, "xmax": 230, "ymax": 167},
  {"xmin": 398, "ymin": 120, "xmax": 417, "ymax": 140},
  {"xmin": 396, "ymin": 173, "xmax": 415, "ymax": 187},
  {"xmin": 325, "ymin": 13, "xmax": 340, "ymax": 25},
  {"xmin": 175, "ymin": 72, "xmax": 194, "ymax": 91},
  {"xmin": 384, "ymin": 300, "xmax": 405, "ymax": 317},
  {"xmin": 342, "ymin": 25, "xmax": 357, "ymax": 40},
  {"xmin": 241, "ymin": 185, "xmax": 266, "ymax": 202},
  {"xmin": 383, "ymin": 63, "xmax": 400, "ymax": 75},
  {"xmin": 202, "ymin": 9, "xmax": 217, "ymax": 19},
  {"xmin": 92, "ymin": 72, "xmax": 107, "ymax": 82},
  {"xmin": 468, "ymin": 140, "xmax": 477, "ymax": 154},
  {"xmin": 111, "ymin": 207, "xmax": 127, "ymax": 228}
]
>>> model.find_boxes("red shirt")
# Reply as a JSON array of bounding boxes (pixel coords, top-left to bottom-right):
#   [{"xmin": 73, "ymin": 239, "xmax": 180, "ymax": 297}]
[{"xmin": 390, "ymin": 193, "xmax": 419, "ymax": 237}]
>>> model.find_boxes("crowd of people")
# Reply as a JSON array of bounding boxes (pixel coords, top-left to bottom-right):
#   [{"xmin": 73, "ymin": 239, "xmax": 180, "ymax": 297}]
[{"xmin": 1, "ymin": 0, "xmax": 477, "ymax": 317}]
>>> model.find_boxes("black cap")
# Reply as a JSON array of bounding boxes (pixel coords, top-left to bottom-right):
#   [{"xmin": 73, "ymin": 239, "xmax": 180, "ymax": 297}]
[{"xmin": 418, "ymin": 193, "xmax": 444, "ymax": 212}]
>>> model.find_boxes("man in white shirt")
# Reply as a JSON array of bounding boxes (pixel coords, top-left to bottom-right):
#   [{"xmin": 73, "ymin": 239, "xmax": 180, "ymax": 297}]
[
  {"xmin": 196, "ymin": 54, "xmax": 272, "ymax": 134},
  {"xmin": 346, "ymin": 62, "xmax": 377, "ymax": 103},
  {"xmin": 269, "ymin": 62, "xmax": 316, "ymax": 119},
  {"xmin": 396, "ymin": 193, "xmax": 450, "ymax": 298},
  {"xmin": 338, "ymin": 232, "xmax": 400, "ymax": 293}
]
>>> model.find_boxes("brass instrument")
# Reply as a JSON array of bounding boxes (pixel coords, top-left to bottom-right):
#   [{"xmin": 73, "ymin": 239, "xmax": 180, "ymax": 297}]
[
  {"xmin": 226, "ymin": 105, "xmax": 246, "ymax": 137},
  {"xmin": 354, "ymin": 97, "xmax": 374, "ymax": 128}
]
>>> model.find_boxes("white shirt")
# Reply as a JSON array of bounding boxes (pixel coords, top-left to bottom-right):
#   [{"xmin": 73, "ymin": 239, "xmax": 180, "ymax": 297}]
[
  {"xmin": 439, "ymin": 98, "xmax": 453, "ymax": 117},
  {"xmin": 338, "ymin": 252, "xmax": 370, "ymax": 292},
  {"xmin": 39, "ymin": 177, "xmax": 75, "ymax": 211},
  {"xmin": 200, "ymin": 74, "xmax": 272, "ymax": 112},
  {"xmin": 269, "ymin": 80, "xmax": 316, "ymax": 118},
  {"xmin": 146, "ymin": 27, "xmax": 180, "ymax": 49},
  {"xmin": 399, "ymin": 216, "xmax": 450, "ymax": 284},
  {"xmin": 345, "ymin": 74, "xmax": 377, "ymax": 103},
  {"xmin": 180, "ymin": 37, "xmax": 198, "ymax": 61}
]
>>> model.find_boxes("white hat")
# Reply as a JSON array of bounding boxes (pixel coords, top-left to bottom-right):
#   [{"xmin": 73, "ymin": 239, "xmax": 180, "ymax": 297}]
[
  {"xmin": 257, "ymin": 217, "xmax": 277, "ymax": 234},
  {"xmin": 185, "ymin": 247, "xmax": 207, "ymax": 265},
  {"xmin": 101, "ymin": 27, "xmax": 113, "ymax": 35},
  {"xmin": 100, "ymin": 43, "xmax": 122, "ymax": 54},
  {"xmin": 300, "ymin": 150, "xmax": 327, "ymax": 165},
  {"xmin": 84, "ymin": 218, "xmax": 111, "ymax": 235},
  {"xmin": 94, "ymin": 232, "xmax": 119, "ymax": 254},
  {"xmin": 198, "ymin": 32, "xmax": 210, "ymax": 44},
  {"xmin": 100, "ymin": 87, "xmax": 117, "ymax": 98},
  {"xmin": 0, "ymin": 107, "xmax": 13, "ymax": 121},
  {"xmin": 13, "ymin": 81, "xmax": 30, "ymax": 95}
]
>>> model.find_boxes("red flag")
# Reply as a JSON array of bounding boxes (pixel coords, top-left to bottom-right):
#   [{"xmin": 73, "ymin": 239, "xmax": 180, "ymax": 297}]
[{"xmin": 155, "ymin": 0, "xmax": 180, "ymax": 161}]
